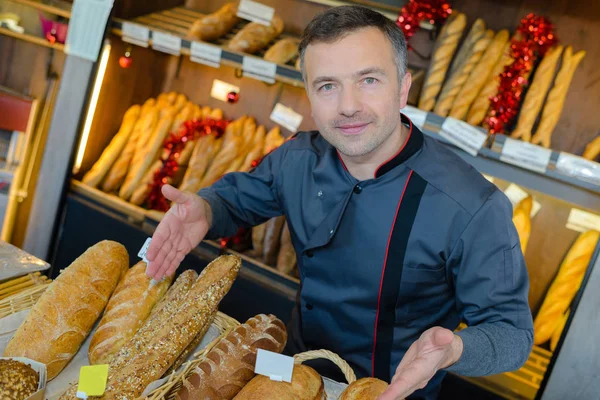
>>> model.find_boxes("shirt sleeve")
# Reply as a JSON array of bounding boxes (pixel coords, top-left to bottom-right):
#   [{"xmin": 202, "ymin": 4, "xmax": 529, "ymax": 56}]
[
  {"xmin": 197, "ymin": 144, "xmax": 289, "ymax": 240},
  {"xmin": 444, "ymin": 189, "xmax": 534, "ymax": 376}
]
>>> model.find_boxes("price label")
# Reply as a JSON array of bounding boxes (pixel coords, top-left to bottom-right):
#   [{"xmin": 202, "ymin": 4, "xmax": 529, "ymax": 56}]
[
  {"xmin": 500, "ymin": 138, "xmax": 552, "ymax": 174},
  {"xmin": 254, "ymin": 349, "xmax": 294, "ymax": 383},
  {"xmin": 243, "ymin": 56, "xmax": 277, "ymax": 84},
  {"xmin": 77, "ymin": 365, "xmax": 109, "ymax": 398},
  {"xmin": 556, "ymin": 152, "xmax": 600, "ymax": 186},
  {"xmin": 402, "ymin": 105, "xmax": 427, "ymax": 130},
  {"xmin": 191, "ymin": 41, "xmax": 222, "ymax": 68},
  {"xmin": 138, "ymin": 237, "xmax": 152, "ymax": 263},
  {"xmin": 151, "ymin": 31, "xmax": 182, "ymax": 56},
  {"xmin": 270, "ymin": 103, "xmax": 303, "ymax": 133},
  {"xmin": 210, "ymin": 79, "xmax": 240, "ymax": 103},
  {"xmin": 504, "ymin": 184, "xmax": 541, "ymax": 217},
  {"xmin": 439, "ymin": 117, "xmax": 488, "ymax": 157},
  {"xmin": 566, "ymin": 208, "xmax": 600, "ymax": 233},
  {"xmin": 122, "ymin": 22, "xmax": 150, "ymax": 48},
  {"xmin": 237, "ymin": 0, "xmax": 275, "ymax": 26}
]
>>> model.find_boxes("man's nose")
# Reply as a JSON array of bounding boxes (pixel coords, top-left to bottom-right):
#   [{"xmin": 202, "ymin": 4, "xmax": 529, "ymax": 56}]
[{"xmin": 337, "ymin": 86, "xmax": 362, "ymax": 117}]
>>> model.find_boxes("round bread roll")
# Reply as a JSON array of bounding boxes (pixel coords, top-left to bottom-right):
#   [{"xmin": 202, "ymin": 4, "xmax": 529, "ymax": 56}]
[
  {"xmin": 339, "ymin": 377, "xmax": 389, "ymax": 400},
  {"xmin": 233, "ymin": 364, "xmax": 324, "ymax": 400},
  {"xmin": 0, "ymin": 359, "xmax": 40, "ymax": 399}
]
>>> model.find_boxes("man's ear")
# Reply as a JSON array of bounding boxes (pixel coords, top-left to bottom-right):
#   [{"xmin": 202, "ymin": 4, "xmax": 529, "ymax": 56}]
[{"xmin": 399, "ymin": 72, "xmax": 412, "ymax": 109}]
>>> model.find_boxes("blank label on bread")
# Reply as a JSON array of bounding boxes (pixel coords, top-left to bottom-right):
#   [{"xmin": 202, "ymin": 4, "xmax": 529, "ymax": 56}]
[
  {"xmin": 254, "ymin": 349, "xmax": 294, "ymax": 382},
  {"xmin": 122, "ymin": 22, "xmax": 150, "ymax": 48},
  {"xmin": 138, "ymin": 237, "xmax": 152, "ymax": 263},
  {"xmin": 567, "ymin": 208, "xmax": 600, "ymax": 233},
  {"xmin": 270, "ymin": 103, "xmax": 303, "ymax": 133},
  {"xmin": 211, "ymin": 79, "xmax": 240, "ymax": 103},
  {"xmin": 237, "ymin": 0, "xmax": 275, "ymax": 26}
]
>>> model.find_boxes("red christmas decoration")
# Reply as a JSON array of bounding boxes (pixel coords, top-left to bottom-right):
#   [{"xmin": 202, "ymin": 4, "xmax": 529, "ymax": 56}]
[
  {"xmin": 147, "ymin": 118, "xmax": 228, "ymax": 211},
  {"xmin": 227, "ymin": 91, "xmax": 240, "ymax": 104},
  {"xmin": 485, "ymin": 14, "xmax": 558, "ymax": 135},
  {"xmin": 396, "ymin": 0, "xmax": 452, "ymax": 46},
  {"xmin": 119, "ymin": 48, "xmax": 133, "ymax": 68}
]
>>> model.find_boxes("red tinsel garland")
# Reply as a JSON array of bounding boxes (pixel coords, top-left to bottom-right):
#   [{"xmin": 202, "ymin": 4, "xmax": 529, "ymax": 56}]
[
  {"xmin": 485, "ymin": 14, "xmax": 558, "ymax": 135},
  {"xmin": 147, "ymin": 118, "xmax": 228, "ymax": 211},
  {"xmin": 396, "ymin": 0, "xmax": 452, "ymax": 46}
]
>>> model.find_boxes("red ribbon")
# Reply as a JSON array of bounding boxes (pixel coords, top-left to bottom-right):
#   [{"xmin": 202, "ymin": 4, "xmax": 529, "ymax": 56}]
[{"xmin": 396, "ymin": 0, "xmax": 452, "ymax": 46}]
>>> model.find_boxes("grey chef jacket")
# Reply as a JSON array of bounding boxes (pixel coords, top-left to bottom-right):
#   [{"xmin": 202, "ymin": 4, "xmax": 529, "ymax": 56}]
[{"xmin": 199, "ymin": 114, "xmax": 534, "ymax": 399}]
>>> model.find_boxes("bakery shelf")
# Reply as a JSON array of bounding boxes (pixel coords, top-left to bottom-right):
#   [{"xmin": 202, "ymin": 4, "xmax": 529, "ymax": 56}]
[
  {"xmin": 4, "ymin": 0, "xmax": 72, "ymax": 19},
  {"xmin": 0, "ymin": 24, "xmax": 65, "ymax": 51},
  {"xmin": 111, "ymin": 7, "xmax": 306, "ymax": 88}
]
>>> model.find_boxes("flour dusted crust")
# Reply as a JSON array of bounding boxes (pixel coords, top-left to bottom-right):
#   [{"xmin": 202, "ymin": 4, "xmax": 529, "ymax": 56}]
[{"xmin": 233, "ymin": 364, "xmax": 324, "ymax": 400}]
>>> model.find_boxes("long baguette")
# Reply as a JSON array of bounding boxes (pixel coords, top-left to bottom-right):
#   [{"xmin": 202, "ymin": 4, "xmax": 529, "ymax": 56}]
[
  {"xmin": 228, "ymin": 16, "xmax": 284, "ymax": 54},
  {"xmin": 264, "ymin": 38, "xmax": 299, "ymax": 64},
  {"xmin": 187, "ymin": 3, "xmax": 239, "ymax": 42},
  {"xmin": 276, "ymin": 222, "xmax": 297, "ymax": 274},
  {"xmin": 240, "ymin": 125, "xmax": 266, "ymax": 172},
  {"xmin": 512, "ymin": 195, "xmax": 533, "ymax": 254},
  {"xmin": 179, "ymin": 135, "xmax": 224, "ymax": 193},
  {"xmin": 448, "ymin": 19, "xmax": 486, "ymax": 78},
  {"xmin": 583, "ymin": 136, "xmax": 600, "ymax": 161},
  {"xmin": 263, "ymin": 126, "xmax": 284, "ymax": 154}
]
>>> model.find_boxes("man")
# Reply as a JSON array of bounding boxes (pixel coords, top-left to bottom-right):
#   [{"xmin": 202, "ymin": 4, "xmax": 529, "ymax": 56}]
[{"xmin": 146, "ymin": 6, "xmax": 533, "ymax": 399}]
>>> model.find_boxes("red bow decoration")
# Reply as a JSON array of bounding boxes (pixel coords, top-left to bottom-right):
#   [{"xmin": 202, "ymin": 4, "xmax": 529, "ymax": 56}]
[{"xmin": 396, "ymin": 0, "xmax": 452, "ymax": 46}]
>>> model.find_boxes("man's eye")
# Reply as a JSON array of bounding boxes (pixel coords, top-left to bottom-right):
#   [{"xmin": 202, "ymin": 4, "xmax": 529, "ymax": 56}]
[
  {"xmin": 320, "ymin": 83, "xmax": 334, "ymax": 91},
  {"xmin": 364, "ymin": 77, "xmax": 377, "ymax": 85}
]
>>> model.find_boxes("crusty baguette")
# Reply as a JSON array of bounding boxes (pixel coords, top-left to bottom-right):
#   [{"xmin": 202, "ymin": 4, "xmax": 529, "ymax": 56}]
[
  {"xmin": 228, "ymin": 16, "xmax": 285, "ymax": 54},
  {"xmin": 434, "ymin": 28, "xmax": 494, "ymax": 117},
  {"xmin": 449, "ymin": 30, "xmax": 509, "ymax": 120},
  {"xmin": 264, "ymin": 38, "xmax": 299, "ymax": 64},
  {"xmin": 263, "ymin": 216, "xmax": 286, "ymax": 266},
  {"xmin": 512, "ymin": 195, "xmax": 533, "ymax": 254},
  {"xmin": 263, "ymin": 126, "xmax": 285, "ymax": 154},
  {"xmin": 339, "ymin": 377, "xmax": 389, "ymax": 400},
  {"xmin": 240, "ymin": 125, "xmax": 266, "ymax": 172},
  {"xmin": 180, "ymin": 135, "xmax": 224, "ymax": 193},
  {"xmin": 177, "ymin": 314, "xmax": 288, "ymax": 400},
  {"xmin": 157, "ymin": 92, "xmax": 178, "ymax": 108},
  {"xmin": 448, "ymin": 19, "xmax": 486, "ymax": 78},
  {"xmin": 533, "ymin": 230, "xmax": 599, "ymax": 345},
  {"xmin": 210, "ymin": 108, "xmax": 224, "ymax": 120},
  {"xmin": 4, "ymin": 241, "xmax": 128, "ymax": 380},
  {"xmin": 252, "ymin": 222, "xmax": 267, "ymax": 258},
  {"xmin": 418, "ymin": 13, "xmax": 467, "ymax": 112},
  {"xmin": 531, "ymin": 47, "xmax": 586, "ymax": 148},
  {"xmin": 150, "ymin": 269, "xmax": 198, "ymax": 320},
  {"xmin": 511, "ymin": 45, "xmax": 564, "ymax": 142},
  {"xmin": 88, "ymin": 261, "xmax": 172, "ymax": 365},
  {"xmin": 550, "ymin": 309, "xmax": 570, "ymax": 352},
  {"xmin": 173, "ymin": 94, "xmax": 188, "ymax": 113},
  {"xmin": 199, "ymin": 119, "xmax": 245, "ymax": 187},
  {"xmin": 583, "ymin": 135, "xmax": 600, "ymax": 161},
  {"xmin": 276, "ymin": 222, "xmax": 296, "ymax": 274},
  {"xmin": 187, "ymin": 3, "xmax": 239, "ymax": 42},
  {"xmin": 83, "ymin": 105, "xmax": 141, "ymax": 187},
  {"xmin": 119, "ymin": 107, "xmax": 176, "ymax": 200},
  {"xmin": 233, "ymin": 364, "xmax": 323, "ymax": 400},
  {"xmin": 224, "ymin": 118, "xmax": 258, "ymax": 174}
]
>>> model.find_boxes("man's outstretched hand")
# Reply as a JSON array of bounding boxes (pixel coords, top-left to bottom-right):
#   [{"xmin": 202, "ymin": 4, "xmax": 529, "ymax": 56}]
[
  {"xmin": 145, "ymin": 185, "xmax": 211, "ymax": 280},
  {"xmin": 378, "ymin": 327, "xmax": 463, "ymax": 400}
]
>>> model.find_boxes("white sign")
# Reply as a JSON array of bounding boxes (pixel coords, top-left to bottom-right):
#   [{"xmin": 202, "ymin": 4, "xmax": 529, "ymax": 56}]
[
  {"xmin": 401, "ymin": 105, "xmax": 427, "ymax": 130},
  {"xmin": 243, "ymin": 56, "xmax": 277, "ymax": 84},
  {"xmin": 138, "ymin": 237, "xmax": 152, "ymax": 263},
  {"xmin": 566, "ymin": 208, "xmax": 600, "ymax": 233},
  {"xmin": 556, "ymin": 152, "xmax": 600, "ymax": 186},
  {"xmin": 210, "ymin": 79, "xmax": 240, "ymax": 103},
  {"xmin": 237, "ymin": 0, "xmax": 275, "ymax": 26},
  {"xmin": 270, "ymin": 103, "xmax": 303, "ymax": 133},
  {"xmin": 500, "ymin": 138, "xmax": 552, "ymax": 174},
  {"xmin": 254, "ymin": 349, "xmax": 294, "ymax": 383},
  {"xmin": 504, "ymin": 184, "xmax": 541, "ymax": 217},
  {"xmin": 65, "ymin": 0, "xmax": 114, "ymax": 61},
  {"xmin": 439, "ymin": 117, "xmax": 488, "ymax": 157},
  {"xmin": 122, "ymin": 22, "xmax": 150, "ymax": 48},
  {"xmin": 191, "ymin": 42, "xmax": 222, "ymax": 68},
  {"xmin": 152, "ymin": 31, "xmax": 182, "ymax": 56}
]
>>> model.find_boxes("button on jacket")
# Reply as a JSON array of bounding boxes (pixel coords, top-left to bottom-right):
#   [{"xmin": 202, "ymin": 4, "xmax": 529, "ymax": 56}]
[{"xmin": 199, "ymin": 114, "xmax": 534, "ymax": 399}]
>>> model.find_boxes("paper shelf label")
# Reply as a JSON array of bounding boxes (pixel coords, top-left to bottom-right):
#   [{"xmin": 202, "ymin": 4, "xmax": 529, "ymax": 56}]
[
  {"xmin": 254, "ymin": 349, "xmax": 294, "ymax": 383},
  {"xmin": 556, "ymin": 152, "xmax": 600, "ymax": 186},
  {"xmin": 122, "ymin": 22, "xmax": 149, "ymax": 48},
  {"xmin": 243, "ymin": 57, "xmax": 276, "ymax": 84},
  {"xmin": 567, "ymin": 208, "xmax": 600, "ymax": 232},
  {"xmin": 237, "ymin": 0, "xmax": 275, "ymax": 26},
  {"xmin": 270, "ymin": 103, "xmax": 303, "ymax": 133},
  {"xmin": 210, "ymin": 79, "xmax": 240, "ymax": 103},
  {"xmin": 500, "ymin": 138, "xmax": 551, "ymax": 174},
  {"xmin": 191, "ymin": 42, "xmax": 222, "ymax": 68},
  {"xmin": 439, "ymin": 117, "xmax": 488, "ymax": 157},
  {"xmin": 402, "ymin": 106, "xmax": 427, "ymax": 130},
  {"xmin": 504, "ymin": 184, "xmax": 540, "ymax": 217},
  {"xmin": 151, "ymin": 31, "xmax": 181, "ymax": 56}
]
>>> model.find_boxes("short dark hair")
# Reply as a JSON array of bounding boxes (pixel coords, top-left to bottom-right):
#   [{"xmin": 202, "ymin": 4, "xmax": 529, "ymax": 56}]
[{"xmin": 298, "ymin": 5, "xmax": 408, "ymax": 81}]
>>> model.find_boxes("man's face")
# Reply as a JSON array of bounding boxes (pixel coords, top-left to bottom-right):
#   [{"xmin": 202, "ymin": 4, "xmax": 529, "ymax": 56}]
[{"xmin": 304, "ymin": 27, "xmax": 411, "ymax": 158}]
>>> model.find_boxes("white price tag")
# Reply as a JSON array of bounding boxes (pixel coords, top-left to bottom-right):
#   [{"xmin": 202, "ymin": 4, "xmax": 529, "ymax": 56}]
[
  {"xmin": 210, "ymin": 79, "xmax": 240, "ymax": 103},
  {"xmin": 439, "ymin": 117, "xmax": 488, "ymax": 157},
  {"xmin": 500, "ymin": 138, "xmax": 552, "ymax": 174},
  {"xmin": 567, "ymin": 208, "xmax": 600, "ymax": 233},
  {"xmin": 138, "ymin": 237, "xmax": 152, "ymax": 263},
  {"xmin": 65, "ymin": 0, "xmax": 114, "ymax": 61},
  {"xmin": 243, "ymin": 57, "xmax": 277, "ymax": 83},
  {"xmin": 402, "ymin": 106, "xmax": 427, "ymax": 130},
  {"xmin": 556, "ymin": 152, "xmax": 600, "ymax": 186},
  {"xmin": 151, "ymin": 31, "xmax": 182, "ymax": 55},
  {"xmin": 191, "ymin": 42, "xmax": 222, "ymax": 68},
  {"xmin": 254, "ymin": 349, "xmax": 294, "ymax": 383},
  {"xmin": 237, "ymin": 0, "xmax": 275, "ymax": 26},
  {"xmin": 270, "ymin": 103, "xmax": 303, "ymax": 133},
  {"xmin": 504, "ymin": 184, "xmax": 541, "ymax": 217},
  {"xmin": 122, "ymin": 22, "xmax": 150, "ymax": 48}
]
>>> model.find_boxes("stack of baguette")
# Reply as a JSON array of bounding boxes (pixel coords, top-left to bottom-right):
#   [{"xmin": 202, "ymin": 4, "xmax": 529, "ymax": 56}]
[{"xmin": 251, "ymin": 216, "xmax": 298, "ymax": 277}]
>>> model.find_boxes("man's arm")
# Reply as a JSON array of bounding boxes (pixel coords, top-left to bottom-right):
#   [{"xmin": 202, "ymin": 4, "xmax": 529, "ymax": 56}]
[{"xmin": 445, "ymin": 188, "xmax": 534, "ymax": 376}]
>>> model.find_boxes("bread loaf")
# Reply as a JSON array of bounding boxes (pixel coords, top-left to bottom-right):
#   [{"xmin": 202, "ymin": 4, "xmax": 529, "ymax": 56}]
[
  {"xmin": 188, "ymin": 3, "xmax": 239, "ymax": 42},
  {"xmin": 533, "ymin": 230, "xmax": 599, "ymax": 345},
  {"xmin": 583, "ymin": 136, "xmax": 600, "ymax": 161},
  {"xmin": 263, "ymin": 126, "xmax": 284, "ymax": 154},
  {"xmin": 264, "ymin": 216, "xmax": 286, "ymax": 265},
  {"xmin": 511, "ymin": 45, "xmax": 564, "ymax": 142},
  {"xmin": 264, "ymin": 38, "xmax": 299, "ymax": 64},
  {"xmin": 4, "ymin": 241, "xmax": 128, "ymax": 380},
  {"xmin": 180, "ymin": 134, "xmax": 224, "ymax": 193},
  {"xmin": 240, "ymin": 125, "xmax": 266, "ymax": 172},
  {"xmin": 83, "ymin": 105, "xmax": 141, "ymax": 187},
  {"xmin": 512, "ymin": 195, "xmax": 533, "ymax": 254},
  {"xmin": 228, "ymin": 16, "xmax": 284, "ymax": 54},
  {"xmin": 232, "ymin": 364, "xmax": 323, "ymax": 400},
  {"xmin": 166, "ymin": 310, "xmax": 217, "ymax": 375},
  {"xmin": 199, "ymin": 120, "xmax": 245, "ymax": 188},
  {"xmin": 224, "ymin": 118, "xmax": 258, "ymax": 174},
  {"xmin": 276, "ymin": 222, "xmax": 296, "ymax": 274},
  {"xmin": 150, "ymin": 269, "xmax": 198, "ymax": 320},
  {"xmin": 88, "ymin": 261, "xmax": 172, "ymax": 365},
  {"xmin": 418, "ymin": 13, "xmax": 467, "ymax": 112},
  {"xmin": 252, "ymin": 222, "xmax": 267, "ymax": 258},
  {"xmin": 448, "ymin": 19, "xmax": 486, "ymax": 78},
  {"xmin": 177, "ymin": 314, "xmax": 288, "ymax": 400},
  {"xmin": 339, "ymin": 377, "xmax": 389, "ymax": 400},
  {"xmin": 550, "ymin": 308, "xmax": 569, "ymax": 352}
]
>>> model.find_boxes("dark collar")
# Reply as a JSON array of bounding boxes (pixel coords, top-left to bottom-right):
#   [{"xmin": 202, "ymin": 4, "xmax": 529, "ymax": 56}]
[{"xmin": 374, "ymin": 113, "xmax": 424, "ymax": 178}]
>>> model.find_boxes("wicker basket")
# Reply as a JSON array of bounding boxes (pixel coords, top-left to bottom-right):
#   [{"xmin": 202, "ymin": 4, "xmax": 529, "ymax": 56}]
[
  {"xmin": 294, "ymin": 349, "xmax": 357, "ymax": 385},
  {"xmin": 0, "ymin": 280, "xmax": 50, "ymax": 319},
  {"xmin": 0, "ymin": 272, "xmax": 51, "ymax": 301}
]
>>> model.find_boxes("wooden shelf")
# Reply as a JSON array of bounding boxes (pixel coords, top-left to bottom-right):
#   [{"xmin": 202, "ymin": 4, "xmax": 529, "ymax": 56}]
[
  {"xmin": 0, "ymin": 25, "xmax": 65, "ymax": 51},
  {"xmin": 5, "ymin": 0, "xmax": 72, "ymax": 19}
]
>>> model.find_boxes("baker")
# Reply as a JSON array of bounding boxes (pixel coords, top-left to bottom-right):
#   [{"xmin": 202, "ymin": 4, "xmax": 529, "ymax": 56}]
[{"xmin": 145, "ymin": 5, "xmax": 533, "ymax": 399}]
